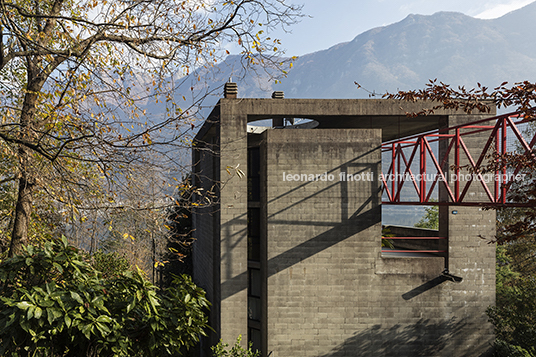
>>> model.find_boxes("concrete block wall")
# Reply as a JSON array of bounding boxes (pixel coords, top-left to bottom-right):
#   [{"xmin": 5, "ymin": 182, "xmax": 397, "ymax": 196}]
[
  {"xmin": 218, "ymin": 103, "xmax": 249, "ymax": 346},
  {"xmin": 264, "ymin": 128, "xmax": 383, "ymax": 356},
  {"xmin": 441, "ymin": 114, "xmax": 497, "ymax": 353},
  {"xmin": 193, "ymin": 139, "xmax": 216, "ymax": 305},
  {"xmin": 192, "ymin": 135, "xmax": 220, "ymax": 353}
]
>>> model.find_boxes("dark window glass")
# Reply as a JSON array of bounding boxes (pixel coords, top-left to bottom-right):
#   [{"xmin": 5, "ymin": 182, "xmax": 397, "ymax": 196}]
[
  {"xmin": 248, "ymin": 328, "xmax": 261, "ymax": 354},
  {"xmin": 248, "ymin": 296, "xmax": 261, "ymax": 321},
  {"xmin": 249, "ymin": 269, "xmax": 261, "ymax": 297},
  {"xmin": 248, "ymin": 147, "xmax": 260, "ymax": 178},
  {"xmin": 248, "ymin": 268, "xmax": 261, "ymax": 321},
  {"xmin": 247, "ymin": 208, "xmax": 260, "ymax": 261},
  {"xmin": 248, "ymin": 147, "xmax": 260, "ymax": 201}
]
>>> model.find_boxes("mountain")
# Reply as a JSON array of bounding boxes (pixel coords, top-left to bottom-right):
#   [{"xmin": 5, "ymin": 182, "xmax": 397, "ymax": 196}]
[{"xmin": 188, "ymin": 2, "xmax": 536, "ymax": 100}]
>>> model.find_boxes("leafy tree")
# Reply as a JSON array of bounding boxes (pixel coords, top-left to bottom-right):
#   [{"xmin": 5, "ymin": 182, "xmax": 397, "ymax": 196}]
[
  {"xmin": 0, "ymin": 237, "xmax": 210, "ymax": 356},
  {"xmin": 487, "ymin": 273, "xmax": 536, "ymax": 355},
  {"xmin": 489, "ymin": 217, "xmax": 536, "ymax": 356},
  {"xmin": 495, "ymin": 245, "xmax": 521, "ymax": 305},
  {"xmin": 91, "ymin": 249, "xmax": 130, "ymax": 279},
  {"xmin": 211, "ymin": 336, "xmax": 260, "ymax": 357},
  {"xmin": 414, "ymin": 206, "xmax": 439, "ymax": 230},
  {"xmin": 100, "ymin": 204, "xmax": 166, "ymax": 281},
  {"xmin": 0, "ymin": 0, "xmax": 302, "ymax": 257},
  {"xmin": 380, "ymin": 227, "xmax": 394, "ymax": 249},
  {"xmin": 496, "ymin": 206, "xmax": 536, "ymax": 277}
]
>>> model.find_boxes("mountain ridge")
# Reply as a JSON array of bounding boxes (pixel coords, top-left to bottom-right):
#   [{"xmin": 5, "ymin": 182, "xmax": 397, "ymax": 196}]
[{"xmin": 194, "ymin": 2, "xmax": 536, "ymax": 100}]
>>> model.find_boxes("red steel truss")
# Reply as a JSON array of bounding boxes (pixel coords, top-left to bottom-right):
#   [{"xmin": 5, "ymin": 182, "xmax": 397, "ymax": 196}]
[{"xmin": 381, "ymin": 112, "xmax": 536, "ymax": 207}]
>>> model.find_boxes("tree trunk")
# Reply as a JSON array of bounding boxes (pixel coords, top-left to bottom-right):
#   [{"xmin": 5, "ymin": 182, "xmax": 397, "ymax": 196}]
[
  {"xmin": 8, "ymin": 76, "xmax": 39, "ymax": 257},
  {"xmin": 8, "ymin": 149, "xmax": 34, "ymax": 257}
]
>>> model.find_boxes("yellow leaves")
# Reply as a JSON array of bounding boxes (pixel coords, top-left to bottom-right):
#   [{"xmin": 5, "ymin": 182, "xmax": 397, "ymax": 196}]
[
  {"xmin": 142, "ymin": 133, "xmax": 152, "ymax": 145},
  {"xmin": 123, "ymin": 233, "xmax": 135, "ymax": 241},
  {"xmin": 154, "ymin": 261, "xmax": 165, "ymax": 268},
  {"xmin": 226, "ymin": 165, "xmax": 245, "ymax": 178}
]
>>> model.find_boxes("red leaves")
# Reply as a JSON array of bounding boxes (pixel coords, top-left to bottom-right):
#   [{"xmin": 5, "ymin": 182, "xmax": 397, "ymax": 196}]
[{"xmin": 382, "ymin": 79, "xmax": 536, "ymax": 119}]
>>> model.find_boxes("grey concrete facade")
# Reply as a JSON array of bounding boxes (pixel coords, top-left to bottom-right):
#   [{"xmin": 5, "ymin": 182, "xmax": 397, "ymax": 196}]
[{"xmin": 192, "ymin": 95, "xmax": 496, "ymax": 357}]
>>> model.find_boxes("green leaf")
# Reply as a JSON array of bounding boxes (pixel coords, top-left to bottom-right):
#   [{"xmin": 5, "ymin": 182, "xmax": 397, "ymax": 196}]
[
  {"xmin": 53, "ymin": 262, "xmax": 63, "ymax": 274},
  {"xmin": 96, "ymin": 315, "xmax": 112, "ymax": 324},
  {"xmin": 16, "ymin": 301, "xmax": 32, "ymax": 310},
  {"xmin": 95, "ymin": 322, "xmax": 111, "ymax": 335},
  {"xmin": 34, "ymin": 307, "xmax": 43, "ymax": 319},
  {"xmin": 5, "ymin": 313, "xmax": 16, "ymax": 328},
  {"xmin": 46, "ymin": 282, "xmax": 55, "ymax": 295},
  {"xmin": 81, "ymin": 324, "xmax": 92, "ymax": 339},
  {"xmin": 126, "ymin": 297, "xmax": 136, "ymax": 313},
  {"xmin": 71, "ymin": 292, "xmax": 83, "ymax": 304},
  {"xmin": 51, "ymin": 308, "xmax": 62, "ymax": 320},
  {"xmin": 41, "ymin": 297, "xmax": 54, "ymax": 308},
  {"xmin": 64, "ymin": 315, "xmax": 72, "ymax": 328},
  {"xmin": 47, "ymin": 308, "xmax": 54, "ymax": 325},
  {"xmin": 27, "ymin": 305, "xmax": 35, "ymax": 319}
]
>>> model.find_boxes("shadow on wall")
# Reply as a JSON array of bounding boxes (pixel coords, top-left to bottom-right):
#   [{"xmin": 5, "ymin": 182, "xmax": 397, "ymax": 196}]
[{"xmin": 319, "ymin": 318, "xmax": 494, "ymax": 357}]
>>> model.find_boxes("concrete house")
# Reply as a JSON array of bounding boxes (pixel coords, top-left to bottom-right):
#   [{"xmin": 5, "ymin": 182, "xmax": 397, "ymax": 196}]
[{"xmin": 191, "ymin": 84, "xmax": 496, "ymax": 357}]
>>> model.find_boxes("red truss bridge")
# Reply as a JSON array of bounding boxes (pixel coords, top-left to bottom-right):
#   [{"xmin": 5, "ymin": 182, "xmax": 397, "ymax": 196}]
[{"xmin": 381, "ymin": 111, "xmax": 536, "ymax": 207}]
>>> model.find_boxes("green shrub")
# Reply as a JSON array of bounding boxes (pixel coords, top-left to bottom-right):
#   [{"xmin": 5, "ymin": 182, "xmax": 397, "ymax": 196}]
[
  {"xmin": 211, "ymin": 335, "xmax": 260, "ymax": 357},
  {"xmin": 487, "ymin": 276, "xmax": 536, "ymax": 357},
  {"xmin": 91, "ymin": 250, "xmax": 131, "ymax": 279},
  {"xmin": 0, "ymin": 237, "xmax": 210, "ymax": 357},
  {"xmin": 493, "ymin": 339, "xmax": 533, "ymax": 357}
]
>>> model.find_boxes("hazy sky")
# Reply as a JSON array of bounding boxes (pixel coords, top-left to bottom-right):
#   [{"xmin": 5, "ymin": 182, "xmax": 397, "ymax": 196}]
[{"xmin": 273, "ymin": 0, "xmax": 535, "ymax": 56}]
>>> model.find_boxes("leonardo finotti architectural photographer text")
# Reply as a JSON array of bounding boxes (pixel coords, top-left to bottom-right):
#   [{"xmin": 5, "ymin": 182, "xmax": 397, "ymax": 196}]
[{"xmin": 282, "ymin": 172, "xmax": 526, "ymax": 183}]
